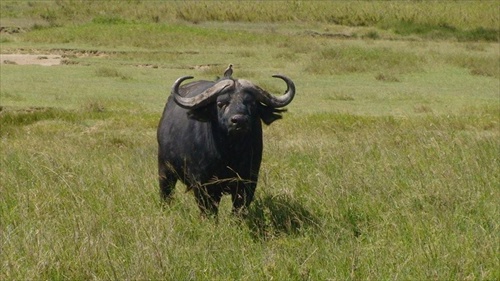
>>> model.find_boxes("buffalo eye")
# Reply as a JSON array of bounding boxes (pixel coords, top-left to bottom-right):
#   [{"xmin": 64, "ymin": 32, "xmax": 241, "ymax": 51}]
[
  {"xmin": 245, "ymin": 99, "xmax": 256, "ymax": 106},
  {"xmin": 242, "ymin": 94, "xmax": 256, "ymax": 106},
  {"xmin": 217, "ymin": 101, "xmax": 229, "ymax": 109}
]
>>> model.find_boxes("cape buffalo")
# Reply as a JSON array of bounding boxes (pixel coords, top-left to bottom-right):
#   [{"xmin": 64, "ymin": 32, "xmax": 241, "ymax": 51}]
[{"xmin": 157, "ymin": 70, "xmax": 295, "ymax": 216}]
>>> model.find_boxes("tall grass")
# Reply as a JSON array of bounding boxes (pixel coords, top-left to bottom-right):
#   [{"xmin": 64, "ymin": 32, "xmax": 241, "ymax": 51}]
[
  {"xmin": 1, "ymin": 1, "xmax": 499, "ymax": 279},
  {"xmin": 1, "ymin": 107, "xmax": 498, "ymax": 280},
  {"xmin": 21, "ymin": 22, "xmax": 264, "ymax": 50},
  {"xmin": 305, "ymin": 45, "xmax": 424, "ymax": 75},
  {"xmin": 2, "ymin": 1, "xmax": 498, "ymax": 41},
  {"xmin": 12, "ymin": 20, "xmax": 499, "ymax": 83}
]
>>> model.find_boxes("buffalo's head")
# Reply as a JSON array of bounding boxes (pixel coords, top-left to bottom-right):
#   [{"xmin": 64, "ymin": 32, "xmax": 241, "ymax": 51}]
[{"xmin": 171, "ymin": 75, "xmax": 295, "ymax": 136}]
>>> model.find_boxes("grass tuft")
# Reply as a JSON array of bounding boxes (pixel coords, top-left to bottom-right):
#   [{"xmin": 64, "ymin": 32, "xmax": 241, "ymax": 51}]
[
  {"xmin": 375, "ymin": 73, "xmax": 400, "ymax": 82},
  {"xmin": 326, "ymin": 92, "xmax": 355, "ymax": 101},
  {"xmin": 362, "ymin": 30, "xmax": 380, "ymax": 40},
  {"xmin": 444, "ymin": 54, "xmax": 500, "ymax": 78},
  {"xmin": 0, "ymin": 107, "xmax": 74, "ymax": 130},
  {"xmin": 82, "ymin": 100, "xmax": 106, "ymax": 113},
  {"xmin": 95, "ymin": 67, "xmax": 132, "ymax": 80},
  {"xmin": 305, "ymin": 46, "xmax": 423, "ymax": 75},
  {"xmin": 413, "ymin": 104, "xmax": 433, "ymax": 114},
  {"xmin": 386, "ymin": 20, "xmax": 499, "ymax": 42},
  {"xmin": 92, "ymin": 15, "xmax": 128, "ymax": 25},
  {"xmin": 460, "ymin": 27, "xmax": 500, "ymax": 42}
]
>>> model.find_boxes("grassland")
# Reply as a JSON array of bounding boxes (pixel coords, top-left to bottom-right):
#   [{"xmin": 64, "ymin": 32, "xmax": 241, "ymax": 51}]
[{"xmin": 1, "ymin": 1, "xmax": 499, "ymax": 280}]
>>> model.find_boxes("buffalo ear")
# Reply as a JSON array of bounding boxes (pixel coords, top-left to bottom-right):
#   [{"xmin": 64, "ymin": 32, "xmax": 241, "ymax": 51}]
[
  {"xmin": 187, "ymin": 107, "xmax": 213, "ymax": 122},
  {"xmin": 259, "ymin": 105, "xmax": 286, "ymax": 125}
]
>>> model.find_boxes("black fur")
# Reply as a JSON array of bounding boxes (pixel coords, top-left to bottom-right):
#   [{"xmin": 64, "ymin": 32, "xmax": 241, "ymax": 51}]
[{"xmin": 157, "ymin": 78, "xmax": 288, "ymax": 216}]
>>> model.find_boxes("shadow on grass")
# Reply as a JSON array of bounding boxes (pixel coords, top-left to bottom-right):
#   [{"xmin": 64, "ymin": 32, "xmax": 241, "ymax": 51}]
[{"xmin": 246, "ymin": 194, "xmax": 321, "ymax": 240}]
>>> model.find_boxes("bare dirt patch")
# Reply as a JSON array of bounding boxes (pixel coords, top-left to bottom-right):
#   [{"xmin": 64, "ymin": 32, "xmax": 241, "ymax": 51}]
[{"xmin": 0, "ymin": 54, "xmax": 62, "ymax": 66}]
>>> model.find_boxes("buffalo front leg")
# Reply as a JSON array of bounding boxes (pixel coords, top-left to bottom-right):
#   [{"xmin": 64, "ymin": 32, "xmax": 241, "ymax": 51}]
[
  {"xmin": 158, "ymin": 163, "xmax": 177, "ymax": 202},
  {"xmin": 231, "ymin": 183, "xmax": 256, "ymax": 216},
  {"xmin": 193, "ymin": 186, "xmax": 223, "ymax": 217}
]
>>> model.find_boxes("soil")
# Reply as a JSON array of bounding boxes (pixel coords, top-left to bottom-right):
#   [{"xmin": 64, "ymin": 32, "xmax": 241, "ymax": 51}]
[{"xmin": 0, "ymin": 54, "xmax": 62, "ymax": 66}]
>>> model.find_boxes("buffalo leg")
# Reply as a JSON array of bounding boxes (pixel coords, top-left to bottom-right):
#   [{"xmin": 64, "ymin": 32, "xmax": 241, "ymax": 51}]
[
  {"xmin": 158, "ymin": 164, "xmax": 177, "ymax": 201},
  {"xmin": 194, "ymin": 186, "xmax": 222, "ymax": 217},
  {"xmin": 231, "ymin": 183, "xmax": 256, "ymax": 216}
]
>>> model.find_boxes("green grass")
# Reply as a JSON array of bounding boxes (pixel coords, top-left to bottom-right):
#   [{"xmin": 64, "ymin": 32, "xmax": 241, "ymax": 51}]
[
  {"xmin": 2, "ymin": 107, "xmax": 498, "ymax": 280},
  {"xmin": 305, "ymin": 45, "xmax": 425, "ymax": 75},
  {"xmin": 1, "ymin": 1, "xmax": 498, "ymax": 42},
  {"xmin": 1, "ymin": 1, "xmax": 499, "ymax": 280}
]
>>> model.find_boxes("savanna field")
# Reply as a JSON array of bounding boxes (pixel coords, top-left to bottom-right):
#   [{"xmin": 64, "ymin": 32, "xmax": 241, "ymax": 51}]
[{"xmin": 1, "ymin": 1, "xmax": 499, "ymax": 280}]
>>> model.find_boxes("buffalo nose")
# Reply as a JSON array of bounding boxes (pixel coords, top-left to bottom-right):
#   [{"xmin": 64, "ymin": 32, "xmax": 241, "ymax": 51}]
[{"xmin": 230, "ymin": 114, "xmax": 247, "ymax": 126}]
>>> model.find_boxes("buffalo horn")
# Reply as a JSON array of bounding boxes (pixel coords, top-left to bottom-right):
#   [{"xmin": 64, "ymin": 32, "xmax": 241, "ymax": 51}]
[
  {"xmin": 172, "ymin": 77, "xmax": 234, "ymax": 109},
  {"xmin": 241, "ymin": 75, "xmax": 296, "ymax": 108}
]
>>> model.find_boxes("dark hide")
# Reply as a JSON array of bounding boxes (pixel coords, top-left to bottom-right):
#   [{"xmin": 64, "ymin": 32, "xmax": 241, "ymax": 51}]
[{"xmin": 157, "ymin": 78, "xmax": 289, "ymax": 216}]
